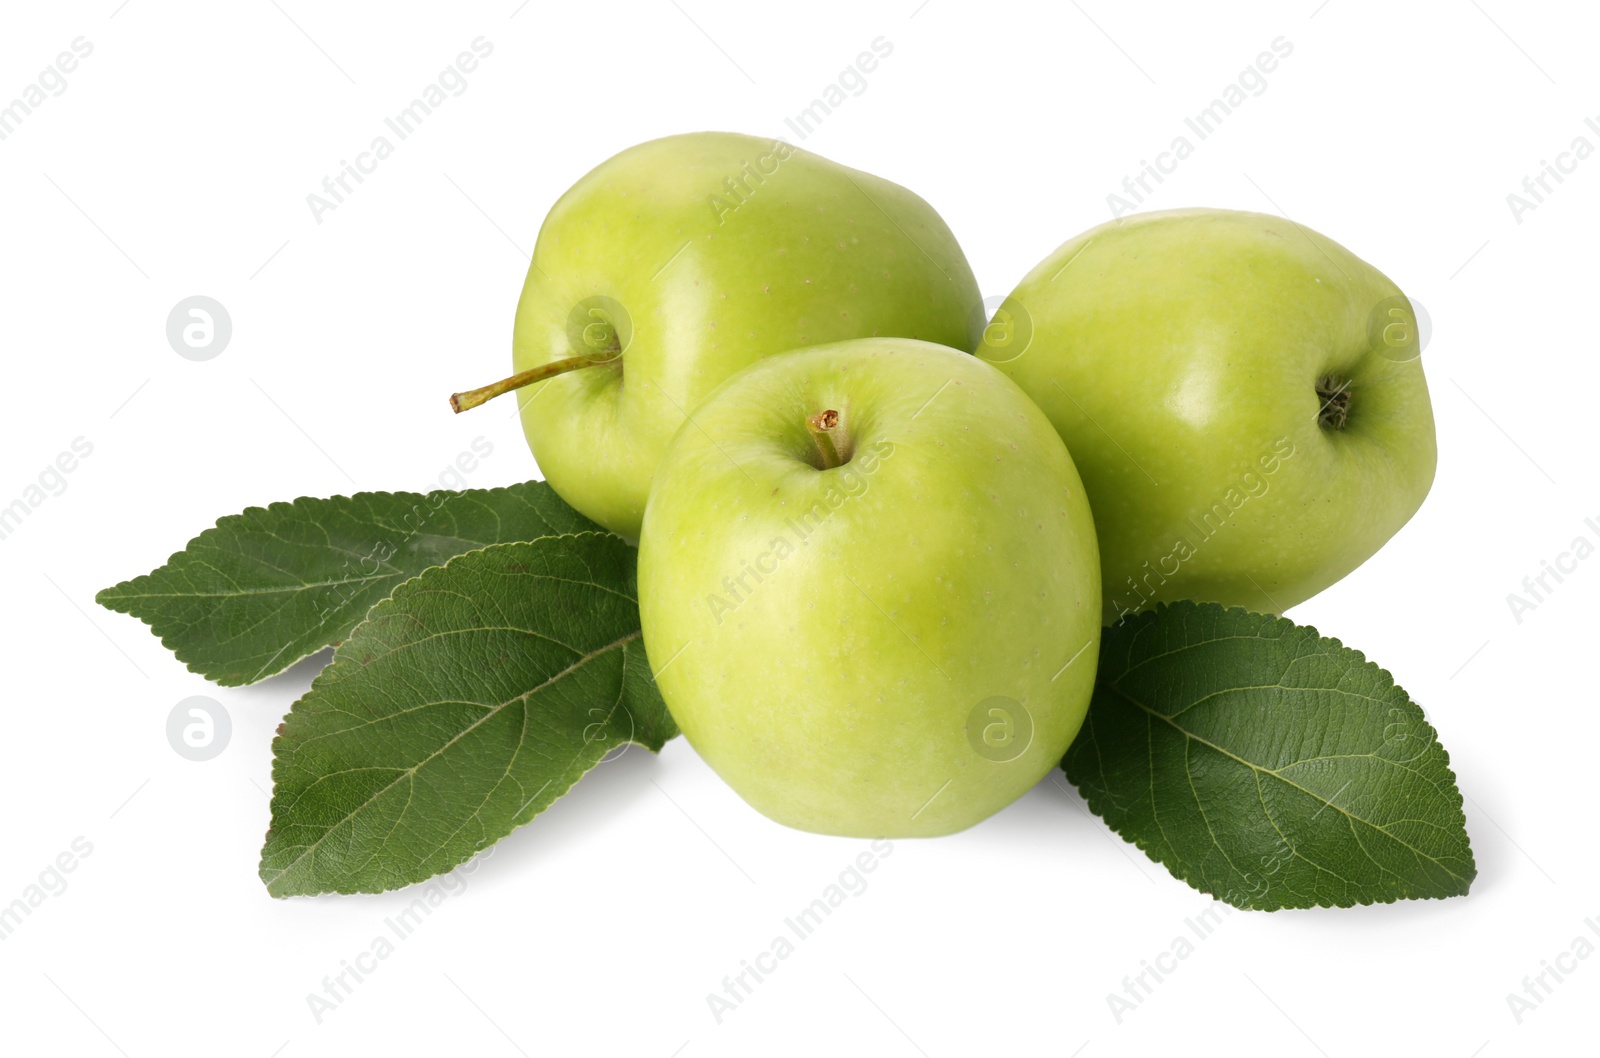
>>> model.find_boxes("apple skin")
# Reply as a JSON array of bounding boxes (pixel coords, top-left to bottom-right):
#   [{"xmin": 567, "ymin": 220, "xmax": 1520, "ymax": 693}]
[
  {"xmin": 983, "ymin": 208, "xmax": 1437, "ymax": 623},
  {"xmin": 638, "ymin": 339, "xmax": 1101, "ymax": 837},
  {"xmin": 513, "ymin": 132, "xmax": 981, "ymax": 539}
]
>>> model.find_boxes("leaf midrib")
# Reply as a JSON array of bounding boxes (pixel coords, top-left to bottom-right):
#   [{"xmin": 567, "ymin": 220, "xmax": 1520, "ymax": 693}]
[
  {"xmin": 263, "ymin": 628, "xmax": 642, "ymax": 890},
  {"xmin": 1104, "ymin": 683, "xmax": 1473, "ymax": 885},
  {"xmin": 102, "ymin": 572, "xmax": 395, "ymax": 601}
]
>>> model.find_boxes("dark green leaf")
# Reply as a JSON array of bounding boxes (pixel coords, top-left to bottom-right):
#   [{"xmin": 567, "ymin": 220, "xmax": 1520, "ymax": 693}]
[
  {"xmin": 96, "ymin": 482, "xmax": 598, "ymax": 685},
  {"xmin": 1063, "ymin": 602, "xmax": 1475, "ymax": 911},
  {"xmin": 260, "ymin": 533, "xmax": 675, "ymax": 897}
]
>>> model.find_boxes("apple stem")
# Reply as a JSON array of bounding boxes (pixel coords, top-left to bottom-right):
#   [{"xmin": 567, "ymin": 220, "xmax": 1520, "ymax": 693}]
[
  {"xmin": 450, "ymin": 355, "xmax": 610, "ymax": 413},
  {"xmin": 806, "ymin": 409, "xmax": 846, "ymax": 469}
]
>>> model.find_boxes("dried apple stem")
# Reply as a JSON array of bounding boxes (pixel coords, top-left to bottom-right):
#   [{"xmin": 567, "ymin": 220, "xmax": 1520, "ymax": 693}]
[
  {"xmin": 450, "ymin": 355, "xmax": 608, "ymax": 413},
  {"xmin": 807, "ymin": 409, "xmax": 845, "ymax": 469}
]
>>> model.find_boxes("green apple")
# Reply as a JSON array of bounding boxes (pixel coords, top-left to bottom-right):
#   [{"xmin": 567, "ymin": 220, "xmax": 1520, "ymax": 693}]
[
  {"xmin": 983, "ymin": 208, "xmax": 1436, "ymax": 622},
  {"xmin": 638, "ymin": 338, "xmax": 1101, "ymax": 837},
  {"xmin": 455, "ymin": 132, "xmax": 981, "ymax": 539}
]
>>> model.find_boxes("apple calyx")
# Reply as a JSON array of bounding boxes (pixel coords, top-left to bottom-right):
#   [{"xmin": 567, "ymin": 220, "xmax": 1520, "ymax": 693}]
[
  {"xmin": 1316, "ymin": 375, "xmax": 1352, "ymax": 430},
  {"xmin": 805, "ymin": 409, "xmax": 852, "ymax": 469},
  {"xmin": 450, "ymin": 354, "xmax": 614, "ymax": 414}
]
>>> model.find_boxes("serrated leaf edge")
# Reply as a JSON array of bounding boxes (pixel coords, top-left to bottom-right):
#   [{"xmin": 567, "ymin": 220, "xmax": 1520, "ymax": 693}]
[
  {"xmin": 94, "ymin": 483, "xmax": 591, "ymax": 686},
  {"xmin": 259, "ymin": 532, "xmax": 665, "ymax": 898},
  {"xmin": 1066, "ymin": 601, "xmax": 1477, "ymax": 912}
]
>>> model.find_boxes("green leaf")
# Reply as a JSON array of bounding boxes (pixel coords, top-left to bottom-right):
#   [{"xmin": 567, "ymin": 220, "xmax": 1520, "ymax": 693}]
[
  {"xmin": 96, "ymin": 482, "xmax": 599, "ymax": 685},
  {"xmin": 1063, "ymin": 602, "xmax": 1475, "ymax": 911},
  {"xmin": 260, "ymin": 533, "xmax": 675, "ymax": 898}
]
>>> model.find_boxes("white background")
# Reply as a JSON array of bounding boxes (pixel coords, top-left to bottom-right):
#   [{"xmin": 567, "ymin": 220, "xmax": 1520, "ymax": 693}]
[{"xmin": 1, "ymin": 1, "xmax": 1595, "ymax": 1055}]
